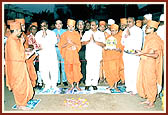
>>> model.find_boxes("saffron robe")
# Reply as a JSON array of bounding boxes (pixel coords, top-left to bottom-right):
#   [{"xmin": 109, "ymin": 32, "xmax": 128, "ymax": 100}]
[
  {"xmin": 5, "ymin": 34, "xmax": 33, "ymax": 106},
  {"xmin": 58, "ymin": 30, "xmax": 82, "ymax": 84},
  {"xmin": 103, "ymin": 33, "xmax": 124, "ymax": 87},
  {"xmin": 136, "ymin": 32, "xmax": 164, "ymax": 103}
]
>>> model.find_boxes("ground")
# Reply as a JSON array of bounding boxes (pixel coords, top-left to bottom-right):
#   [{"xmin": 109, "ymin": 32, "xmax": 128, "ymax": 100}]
[{"xmin": 3, "ymin": 81, "xmax": 164, "ymax": 113}]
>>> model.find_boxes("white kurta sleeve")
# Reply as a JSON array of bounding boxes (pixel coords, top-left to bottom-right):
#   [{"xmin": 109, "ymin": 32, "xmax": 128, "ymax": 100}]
[
  {"xmin": 93, "ymin": 31, "xmax": 105, "ymax": 44},
  {"xmin": 51, "ymin": 31, "xmax": 57, "ymax": 45},
  {"xmin": 35, "ymin": 31, "xmax": 42, "ymax": 44},
  {"xmin": 81, "ymin": 31, "xmax": 91, "ymax": 42},
  {"xmin": 133, "ymin": 28, "xmax": 143, "ymax": 50},
  {"xmin": 121, "ymin": 29, "xmax": 127, "ymax": 46},
  {"xmin": 101, "ymin": 33, "xmax": 106, "ymax": 44}
]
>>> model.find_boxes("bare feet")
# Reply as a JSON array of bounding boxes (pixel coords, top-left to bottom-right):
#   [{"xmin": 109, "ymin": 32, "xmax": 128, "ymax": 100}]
[
  {"xmin": 17, "ymin": 105, "xmax": 30, "ymax": 110},
  {"xmin": 139, "ymin": 100, "xmax": 150, "ymax": 105},
  {"xmin": 144, "ymin": 102, "xmax": 155, "ymax": 109},
  {"xmin": 76, "ymin": 87, "xmax": 82, "ymax": 91},
  {"xmin": 106, "ymin": 87, "xmax": 113, "ymax": 90},
  {"xmin": 68, "ymin": 87, "xmax": 74, "ymax": 91},
  {"xmin": 114, "ymin": 88, "xmax": 120, "ymax": 92}
]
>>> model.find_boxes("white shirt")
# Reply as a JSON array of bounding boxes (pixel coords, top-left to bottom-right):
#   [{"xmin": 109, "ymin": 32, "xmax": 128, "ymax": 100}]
[
  {"xmin": 81, "ymin": 30, "xmax": 105, "ymax": 61},
  {"xmin": 157, "ymin": 25, "xmax": 165, "ymax": 42},
  {"xmin": 35, "ymin": 29, "xmax": 58, "ymax": 66},
  {"xmin": 35, "ymin": 29, "xmax": 57, "ymax": 53},
  {"xmin": 105, "ymin": 29, "xmax": 111, "ymax": 35},
  {"xmin": 121, "ymin": 25, "xmax": 143, "ymax": 51}
]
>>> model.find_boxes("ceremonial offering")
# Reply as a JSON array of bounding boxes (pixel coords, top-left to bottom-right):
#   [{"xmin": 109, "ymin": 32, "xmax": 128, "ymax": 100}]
[
  {"xmin": 105, "ymin": 36, "xmax": 117, "ymax": 50},
  {"xmin": 71, "ymin": 46, "xmax": 76, "ymax": 50},
  {"xmin": 64, "ymin": 98, "xmax": 89, "ymax": 108}
]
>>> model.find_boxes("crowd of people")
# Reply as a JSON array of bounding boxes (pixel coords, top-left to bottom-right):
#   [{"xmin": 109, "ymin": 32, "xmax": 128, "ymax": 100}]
[{"xmin": 3, "ymin": 13, "xmax": 165, "ymax": 110}]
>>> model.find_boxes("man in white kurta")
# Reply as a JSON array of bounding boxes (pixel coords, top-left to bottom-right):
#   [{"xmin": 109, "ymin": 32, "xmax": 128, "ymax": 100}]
[
  {"xmin": 81, "ymin": 19, "xmax": 105, "ymax": 90},
  {"xmin": 121, "ymin": 17, "xmax": 143, "ymax": 94},
  {"xmin": 35, "ymin": 20, "xmax": 59, "ymax": 91}
]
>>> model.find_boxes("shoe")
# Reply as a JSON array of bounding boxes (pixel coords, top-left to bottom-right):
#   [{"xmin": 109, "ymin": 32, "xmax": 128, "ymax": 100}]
[
  {"xmin": 37, "ymin": 83, "xmax": 43, "ymax": 89},
  {"xmin": 38, "ymin": 83, "xmax": 43, "ymax": 86},
  {"xmin": 85, "ymin": 86, "xmax": 90, "ymax": 90},
  {"xmin": 38, "ymin": 86, "xmax": 43, "ymax": 90},
  {"xmin": 57, "ymin": 83, "xmax": 61, "ymax": 86},
  {"xmin": 92, "ymin": 86, "xmax": 98, "ymax": 90},
  {"xmin": 63, "ymin": 82, "xmax": 68, "ymax": 86}
]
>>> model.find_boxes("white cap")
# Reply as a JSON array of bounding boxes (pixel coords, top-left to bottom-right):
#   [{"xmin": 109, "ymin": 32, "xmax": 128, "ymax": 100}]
[
  {"xmin": 108, "ymin": 19, "xmax": 115, "ymax": 25},
  {"xmin": 144, "ymin": 14, "xmax": 152, "ymax": 20},
  {"xmin": 160, "ymin": 14, "xmax": 164, "ymax": 21}
]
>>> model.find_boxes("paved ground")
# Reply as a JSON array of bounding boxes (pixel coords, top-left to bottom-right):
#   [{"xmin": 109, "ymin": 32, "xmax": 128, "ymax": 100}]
[{"xmin": 3, "ymin": 80, "xmax": 164, "ymax": 113}]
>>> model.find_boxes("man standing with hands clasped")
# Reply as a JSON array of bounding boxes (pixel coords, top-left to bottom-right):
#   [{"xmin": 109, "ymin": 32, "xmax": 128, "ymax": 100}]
[
  {"xmin": 121, "ymin": 17, "xmax": 143, "ymax": 95},
  {"xmin": 82, "ymin": 19, "xmax": 106, "ymax": 91},
  {"xmin": 35, "ymin": 20, "xmax": 59, "ymax": 92},
  {"xmin": 58, "ymin": 19, "xmax": 83, "ymax": 91},
  {"xmin": 53, "ymin": 19, "xmax": 68, "ymax": 87}
]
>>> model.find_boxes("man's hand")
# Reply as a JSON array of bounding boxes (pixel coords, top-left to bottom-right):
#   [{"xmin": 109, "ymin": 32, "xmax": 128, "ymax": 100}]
[
  {"xmin": 116, "ymin": 48, "xmax": 122, "ymax": 53},
  {"xmin": 125, "ymin": 28, "xmax": 130, "ymax": 38},
  {"xmin": 135, "ymin": 50, "xmax": 143, "ymax": 56},
  {"xmin": 71, "ymin": 45, "xmax": 76, "ymax": 50},
  {"xmin": 90, "ymin": 34, "xmax": 95, "ymax": 41},
  {"xmin": 67, "ymin": 39, "xmax": 74, "ymax": 45},
  {"xmin": 42, "ymin": 28, "xmax": 47, "ymax": 38},
  {"xmin": 56, "ymin": 34, "xmax": 60, "ymax": 40},
  {"xmin": 126, "ymin": 28, "xmax": 130, "ymax": 36}
]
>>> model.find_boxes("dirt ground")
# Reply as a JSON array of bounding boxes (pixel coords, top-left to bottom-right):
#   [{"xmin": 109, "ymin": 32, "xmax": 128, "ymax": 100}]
[{"xmin": 3, "ymin": 81, "xmax": 164, "ymax": 113}]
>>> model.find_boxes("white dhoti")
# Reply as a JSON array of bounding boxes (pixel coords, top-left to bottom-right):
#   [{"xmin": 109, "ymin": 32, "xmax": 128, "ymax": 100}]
[
  {"xmin": 85, "ymin": 59, "xmax": 101, "ymax": 86},
  {"xmin": 39, "ymin": 49, "xmax": 58, "ymax": 89},
  {"xmin": 123, "ymin": 52, "xmax": 140, "ymax": 94}
]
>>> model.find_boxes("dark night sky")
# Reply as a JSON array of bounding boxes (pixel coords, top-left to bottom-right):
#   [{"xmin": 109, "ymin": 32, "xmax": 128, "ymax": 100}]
[
  {"xmin": 14, "ymin": 4, "xmax": 148, "ymax": 13},
  {"xmin": 14, "ymin": 4, "xmax": 55, "ymax": 13}
]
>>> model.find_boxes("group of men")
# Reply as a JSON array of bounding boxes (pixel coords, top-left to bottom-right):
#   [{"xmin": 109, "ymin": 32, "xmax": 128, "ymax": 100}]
[{"xmin": 4, "ymin": 13, "xmax": 164, "ymax": 110}]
